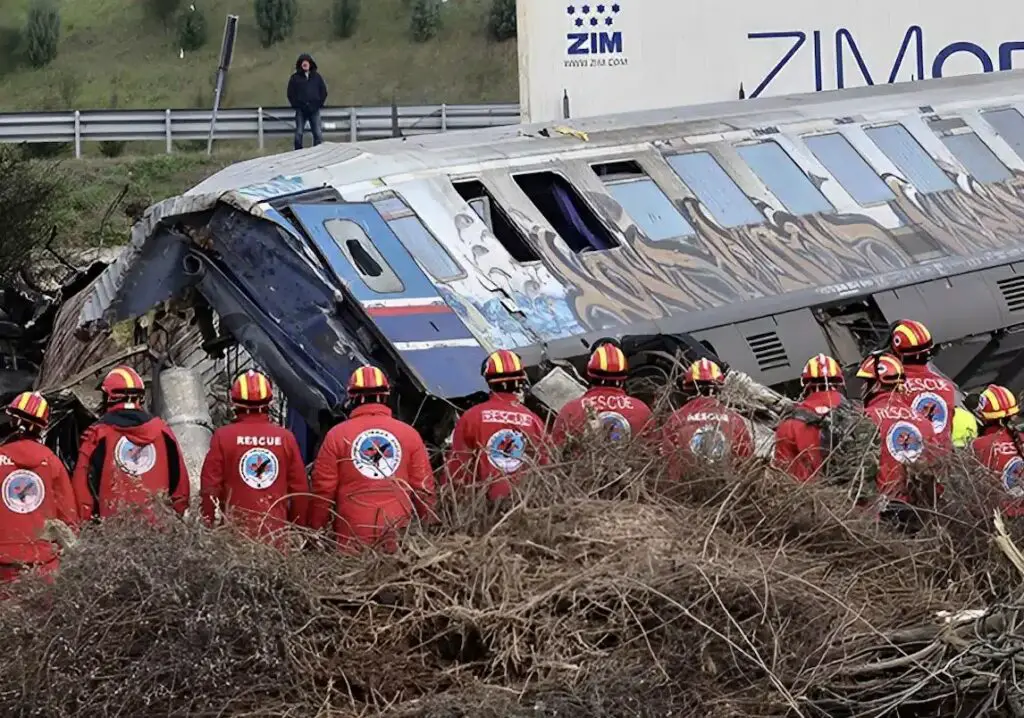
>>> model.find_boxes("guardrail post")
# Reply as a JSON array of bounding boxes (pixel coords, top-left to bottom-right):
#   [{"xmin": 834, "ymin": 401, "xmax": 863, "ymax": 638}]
[
  {"xmin": 441, "ymin": 103, "xmax": 447, "ymax": 132},
  {"xmin": 73, "ymin": 111, "xmax": 81, "ymax": 159},
  {"xmin": 165, "ymin": 109, "xmax": 172, "ymax": 154},
  {"xmin": 349, "ymin": 107, "xmax": 357, "ymax": 142},
  {"xmin": 257, "ymin": 107, "xmax": 264, "ymax": 151}
]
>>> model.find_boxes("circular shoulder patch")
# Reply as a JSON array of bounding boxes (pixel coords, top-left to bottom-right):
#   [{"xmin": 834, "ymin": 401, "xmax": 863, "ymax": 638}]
[
  {"xmin": 597, "ymin": 411, "xmax": 631, "ymax": 442},
  {"xmin": 486, "ymin": 428, "xmax": 527, "ymax": 473},
  {"xmin": 886, "ymin": 421, "xmax": 925, "ymax": 464},
  {"xmin": 351, "ymin": 429, "xmax": 403, "ymax": 479},
  {"xmin": 114, "ymin": 436, "xmax": 157, "ymax": 477},
  {"xmin": 911, "ymin": 392, "xmax": 949, "ymax": 434},
  {"xmin": 1003, "ymin": 457, "xmax": 1024, "ymax": 498},
  {"xmin": 3, "ymin": 469, "xmax": 46, "ymax": 514},
  {"xmin": 239, "ymin": 447, "xmax": 281, "ymax": 490},
  {"xmin": 688, "ymin": 424, "xmax": 728, "ymax": 462}
]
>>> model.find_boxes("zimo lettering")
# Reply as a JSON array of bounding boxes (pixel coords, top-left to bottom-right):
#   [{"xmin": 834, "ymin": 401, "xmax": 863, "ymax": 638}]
[
  {"xmin": 481, "ymin": 410, "xmax": 535, "ymax": 427},
  {"xmin": 236, "ymin": 436, "xmax": 283, "ymax": 447},
  {"xmin": 748, "ymin": 26, "xmax": 1024, "ymax": 98}
]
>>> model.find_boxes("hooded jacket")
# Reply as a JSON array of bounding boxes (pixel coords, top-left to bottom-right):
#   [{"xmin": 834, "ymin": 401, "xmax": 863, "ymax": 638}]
[
  {"xmin": 287, "ymin": 53, "xmax": 328, "ymax": 115},
  {"xmin": 200, "ymin": 412, "xmax": 309, "ymax": 540},
  {"xmin": 773, "ymin": 389, "xmax": 848, "ymax": 482},
  {"xmin": 71, "ymin": 408, "xmax": 190, "ymax": 520},
  {"xmin": 551, "ymin": 386, "xmax": 653, "ymax": 446},
  {"xmin": 0, "ymin": 437, "xmax": 79, "ymax": 567},
  {"xmin": 444, "ymin": 392, "xmax": 549, "ymax": 500}
]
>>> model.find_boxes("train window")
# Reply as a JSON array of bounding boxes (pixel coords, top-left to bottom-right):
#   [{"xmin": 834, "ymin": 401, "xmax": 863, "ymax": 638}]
[
  {"xmin": 368, "ymin": 193, "xmax": 464, "ymax": 281},
  {"xmin": 864, "ymin": 124, "xmax": 955, "ymax": 193},
  {"xmin": 591, "ymin": 160, "xmax": 696, "ymax": 241},
  {"xmin": 736, "ymin": 141, "xmax": 834, "ymax": 215},
  {"xmin": 804, "ymin": 133, "xmax": 895, "ymax": 205},
  {"xmin": 664, "ymin": 152, "xmax": 763, "ymax": 228},
  {"xmin": 323, "ymin": 218, "xmax": 405, "ymax": 293},
  {"xmin": 932, "ymin": 128, "xmax": 1011, "ymax": 183},
  {"xmin": 512, "ymin": 171, "xmax": 620, "ymax": 253},
  {"xmin": 451, "ymin": 179, "xmax": 540, "ymax": 262},
  {"xmin": 982, "ymin": 108, "xmax": 1024, "ymax": 161}
]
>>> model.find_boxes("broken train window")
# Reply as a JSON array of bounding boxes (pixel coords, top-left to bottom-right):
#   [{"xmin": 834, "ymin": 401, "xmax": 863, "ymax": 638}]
[
  {"xmin": 591, "ymin": 160, "xmax": 696, "ymax": 241},
  {"xmin": 451, "ymin": 178, "xmax": 541, "ymax": 263},
  {"xmin": 367, "ymin": 192, "xmax": 464, "ymax": 282},
  {"xmin": 512, "ymin": 170, "xmax": 620, "ymax": 253},
  {"xmin": 323, "ymin": 218, "xmax": 405, "ymax": 293}
]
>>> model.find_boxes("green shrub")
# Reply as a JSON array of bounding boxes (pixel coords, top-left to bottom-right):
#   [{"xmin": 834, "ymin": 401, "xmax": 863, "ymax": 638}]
[
  {"xmin": 253, "ymin": 0, "xmax": 297, "ymax": 47},
  {"xmin": 23, "ymin": 0, "xmax": 60, "ymax": 69},
  {"xmin": 0, "ymin": 145, "xmax": 66, "ymax": 280},
  {"xmin": 409, "ymin": 0, "xmax": 441, "ymax": 42},
  {"xmin": 332, "ymin": 0, "xmax": 359, "ymax": 39},
  {"xmin": 488, "ymin": 0, "xmax": 516, "ymax": 41},
  {"xmin": 176, "ymin": 4, "xmax": 207, "ymax": 51},
  {"xmin": 142, "ymin": 0, "xmax": 182, "ymax": 28}
]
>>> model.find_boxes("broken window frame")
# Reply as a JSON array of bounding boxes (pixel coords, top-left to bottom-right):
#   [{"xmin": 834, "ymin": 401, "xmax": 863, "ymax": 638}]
[
  {"xmin": 590, "ymin": 159, "xmax": 697, "ymax": 241},
  {"xmin": 323, "ymin": 218, "xmax": 406, "ymax": 294},
  {"xmin": 734, "ymin": 140, "xmax": 836, "ymax": 216},
  {"xmin": 365, "ymin": 190, "xmax": 466, "ymax": 283},
  {"xmin": 662, "ymin": 150, "xmax": 764, "ymax": 228},
  {"xmin": 450, "ymin": 177, "xmax": 542, "ymax": 263},
  {"xmin": 510, "ymin": 168, "xmax": 621, "ymax": 254}
]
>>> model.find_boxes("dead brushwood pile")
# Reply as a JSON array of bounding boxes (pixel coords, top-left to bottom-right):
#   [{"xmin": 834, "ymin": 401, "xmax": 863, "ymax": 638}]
[{"xmin": 0, "ymin": 435, "xmax": 1023, "ymax": 718}]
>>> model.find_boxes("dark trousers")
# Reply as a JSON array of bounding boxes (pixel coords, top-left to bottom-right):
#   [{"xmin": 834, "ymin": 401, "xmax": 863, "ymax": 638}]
[{"xmin": 294, "ymin": 109, "xmax": 323, "ymax": 150}]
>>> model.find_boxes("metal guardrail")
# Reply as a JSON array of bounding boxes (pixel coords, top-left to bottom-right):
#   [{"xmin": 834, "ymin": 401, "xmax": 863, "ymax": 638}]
[{"xmin": 0, "ymin": 104, "xmax": 522, "ymax": 158}]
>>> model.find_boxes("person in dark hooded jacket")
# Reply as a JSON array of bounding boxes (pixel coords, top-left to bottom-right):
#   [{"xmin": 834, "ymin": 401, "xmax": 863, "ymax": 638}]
[{"xmin": 287, "ymin": 53, "xmax": 328, "ymax": 150}]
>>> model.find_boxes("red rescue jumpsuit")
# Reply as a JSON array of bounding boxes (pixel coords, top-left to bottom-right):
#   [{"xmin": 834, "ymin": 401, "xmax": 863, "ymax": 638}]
[
  {"xmin": 200, "ymin": 413, "xmax": 309, "ymax": 541},
  {"xmin": 72, "ymin": 408, "xmax": 190, "ymax": 520},
  {"xmin": 901, "ymin": 363, "xmax": 958, "ymax": 439},
  {"xmin": 0, "ymin": 439, "xmax": 80, "ymax": 583},
  {"xmin": 444, "ymin": 392, "xmax": 549, "ymax": 500},
  {"xmin": 971, "ymin": 425, "xmax": 1024, "ymax": 517},
  {"xmin": 309, "ymin": 403, "xmax": 434, "ymax": 552},
  {"xmin": 863, "ymin": 392, "xmax": 948, "ymax": 502},
  {"xmin": 773, "ymin": 390, "xmax": 847, "ymax": 483},
  {"xmin": 662, "ymin": 397, "xmax": 754, "ymax": 475},
  {"xmin": 551, "ymin": 386, "xmax": 654, "ymax": 445}
]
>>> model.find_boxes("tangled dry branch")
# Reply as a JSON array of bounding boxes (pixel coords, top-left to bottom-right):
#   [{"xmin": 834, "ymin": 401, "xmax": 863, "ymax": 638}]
[{"xmin": 0, "ymin": 431, "xmax": 1022, "ymax": 717}]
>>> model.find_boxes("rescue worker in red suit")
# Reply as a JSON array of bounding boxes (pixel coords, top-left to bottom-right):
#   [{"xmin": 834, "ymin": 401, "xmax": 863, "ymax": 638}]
[
  {"xmin": 552, "ymin": 342, "xmax": 653, "ymax": 447},
  {"xmin": 444, "ymin": 349, "xmax": 548, "ymax": 501},
  {"xmin": 200, "ymin": 370, "xmax": 309, "ymax": 542},
  {"xmin": 0, "ymin": 392, "xmax": 79, "ymax": 585},
  {"xmin": 71, "ymin": 365, "xmax": 190, "ymax": 520},
  {"xmin": 662, "ymin": 358, "xmax": 754, "ymax": 472},
  {"xmin": 888, "ymin": 319, "xmax": 959, "ymax": 441},
  {"xmin": 309, "ymin": 365, "xmax": 435, "ymax": 552},
  {"xmin": 774, "ymin": 353, "xmax": 850, "ymax": 483},
  {"xmin": 970, "ymin": 384, "xmax": 1024, "ymax": 517},
  {"xmin": 857, "ymin": 353, "xmax": 948, "ymax": 519}
]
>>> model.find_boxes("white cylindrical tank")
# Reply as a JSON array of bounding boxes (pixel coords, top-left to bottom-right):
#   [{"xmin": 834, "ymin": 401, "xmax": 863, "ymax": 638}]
[{"xmin": 154, "ymin": 366, "xmax": 213, "ymax": 514}]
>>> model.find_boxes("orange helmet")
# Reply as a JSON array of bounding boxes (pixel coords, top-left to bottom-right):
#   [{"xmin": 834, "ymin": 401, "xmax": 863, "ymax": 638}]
[
  {"xmin": 482, "ymin": 349, "xmax": 526, "ymax": 384},
  {"xmin": 586, "ymin": 343, "xmax": 629, "ymax": 381},
  {"xmin": 230, "ymin": 370, "xmax": 273, "ymax": 408},
  {"xmin": 100, "ymin": 365, "xmax": 146, "ymax": 403},
  {"xmin": 801, "ymin": 353, "xmax": 844, "ymax": 388},
  {"xmin": 890, "ymin": 319, "xmax": 933, "ymax": 356},
  {"xmin": 855, "ymin": 353, "xmax": 905, "ymax": 386},
  {"xmin": 347, "ymin": 365, "xmax": 390, "ymax": 395},
  {"xmin": 977, "ymin": 385, "xmax": 1020, "ymax": 423},
  {"xmin": 5, "ymin": 392, "xmax": 50, "ymax": 430},
  {"xmin": 683, "ymin": 358, "xmax": 726, "ymax": 387}
]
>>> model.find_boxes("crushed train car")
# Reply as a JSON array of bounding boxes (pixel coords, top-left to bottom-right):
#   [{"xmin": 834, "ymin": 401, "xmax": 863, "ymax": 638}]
[{"xmin": 33, "ymin": 70, "xmax": 1024, "ymax": 464}]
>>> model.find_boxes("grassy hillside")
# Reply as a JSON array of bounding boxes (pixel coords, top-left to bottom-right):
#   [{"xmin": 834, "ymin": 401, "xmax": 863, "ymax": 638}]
[{"xmin": 0, "ymin": 0, "xmax": 518, "ymax": 111}]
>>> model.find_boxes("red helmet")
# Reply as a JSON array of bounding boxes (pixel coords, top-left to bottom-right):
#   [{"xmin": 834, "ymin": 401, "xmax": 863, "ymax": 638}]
[
  {"xmin": 977, "ymin": 384, "xmax": 1020, "ymax": 423},
  {"xmin": 6, "ymin": 392, "xmax": 50, "ymax": 430},
  {"xmin": 890, "ymin": 319, "xmax": 933, "ymax": 356},
  {"xmin": 801, "ymin": 353, "xmax": 844, "ymax": 388},
  {"xmin": 230, "ymin": 370, "xmax": 273, "ymax": 409},
  {"xmin": 586, "ymin": 343, "xmax": 628, "ymax": 381},
  {"xmin": 683, "ymin": 358, "xmax": 726, "ymax": 388},
  {"xmin": 347, "ymin": 365, "xmax": 390, "ymax": 395},
  {"xmin": 855, "ymin": 353, "xmax": 905, "ymax": 386},
  {"xmin": 100, "ymin": 365, "xmax": 146, "ymax": 403},
  {"xmin": 482, "ymin": 349, "xmax": 526, "ymax": 384}
]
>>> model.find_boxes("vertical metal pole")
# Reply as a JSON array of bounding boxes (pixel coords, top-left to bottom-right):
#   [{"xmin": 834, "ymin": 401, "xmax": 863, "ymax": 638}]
[
  {"xmin": 441, "ymin": 103, "xmax": 447, "ymax": 132},
  {"xmin": 349, "ymin": 107, "xmax": 357, "ymax": 142},
  {"xmin": 562, "ymin": 90, "xmax": 571, "ymax": 120},
  {"xmin": 73, "ymin": 111, "xmax": 81, "ymax": 159},
  {"xmin": 206, "ymin": 72, "xmax": 225, "ymax": 156},
  {"xmin": 165, "ymin": 109, "xmax": 173, "ymax": 154},
  {"xmin": 206, "ymin": 15, "xmax": 239, "ymax": 156},
  {"xmin": 257, "ymin": 107, "xmax": 264, "ymax": 151}
]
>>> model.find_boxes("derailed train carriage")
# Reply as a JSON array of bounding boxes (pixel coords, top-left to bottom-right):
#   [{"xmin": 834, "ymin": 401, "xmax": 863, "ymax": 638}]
[{"xmin": 36, "ymin": 70, "xmax": 1024, "ymax": 463}]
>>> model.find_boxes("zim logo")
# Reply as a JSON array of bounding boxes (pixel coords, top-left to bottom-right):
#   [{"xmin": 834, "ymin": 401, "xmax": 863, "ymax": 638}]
[
  {"xmin": 597, "ymin": 411, "xmax": 631, "ymax": 442},
  {"xmin": 239, "ymin": 447, "xmax": 280, "ymax": 490},
  {"xmin": 566, "ymin": 3, "xmax": 623, "ymax": 55},
  {"xmin": 486, "ymin": 428, "xmax": 527, "ymax": 474},
  {"xmin": 911, "ymin": 392, "xmax": 949, "ymax": 434},
  {"xmin": 1003, "ymin": 457, "xmax": 1024, "ymax": 498},
  {"xmin": 886, "ymin": 421, "xmax": 925, "ymax": 464}
]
